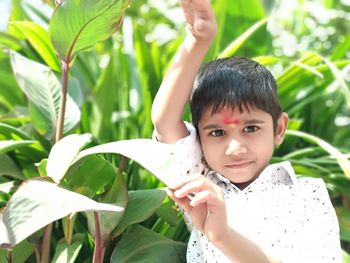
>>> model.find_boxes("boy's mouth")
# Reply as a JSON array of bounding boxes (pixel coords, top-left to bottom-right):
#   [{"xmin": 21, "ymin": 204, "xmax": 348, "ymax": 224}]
[{"xmin": 225, "ymin": 161, "xmax": 254, "ymax": 168}]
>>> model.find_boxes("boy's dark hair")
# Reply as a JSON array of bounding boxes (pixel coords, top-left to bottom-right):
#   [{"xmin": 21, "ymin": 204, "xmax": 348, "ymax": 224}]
[{"xmin": 190, "ymin": 56, "xmax": 282, "ymax": 132}]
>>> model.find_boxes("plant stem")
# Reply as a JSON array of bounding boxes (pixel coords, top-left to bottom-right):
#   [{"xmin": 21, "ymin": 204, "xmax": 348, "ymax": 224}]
[
  {"xmin": 55, "ymin": 60, "xmax": 69, "ymax": 142},
  {"xmin": 40, "ymin": 223, "xmax": 52, "ymax": 263},
  {"xmin": 7, "ymin": 249, "xmax": 12, "ymax": 263},
  {"xmin": 92, "ymin": 212, "xmax": 103, "ymax": 263}
]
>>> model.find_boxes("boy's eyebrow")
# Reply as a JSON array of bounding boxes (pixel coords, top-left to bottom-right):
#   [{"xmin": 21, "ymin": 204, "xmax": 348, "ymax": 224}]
[{"xmin": 202, "ymin": 119, "xmax": 265, "ymax": 130}]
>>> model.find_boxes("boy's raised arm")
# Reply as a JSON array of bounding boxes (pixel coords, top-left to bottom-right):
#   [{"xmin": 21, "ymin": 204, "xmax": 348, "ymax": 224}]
[{"xmin": 151, "ymin": 0, "xmax": 217, "ymax": 143}]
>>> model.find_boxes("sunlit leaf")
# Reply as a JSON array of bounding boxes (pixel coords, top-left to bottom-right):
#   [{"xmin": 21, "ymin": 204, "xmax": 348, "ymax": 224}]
[
  {"xmin": 8, "ymin": 21, "xmax": 61, "ymax": 72},
  {"xmin": 10, "ymin": 51, "xmax": 81, "ymax": 139},
  {"xmin": 74, "ymin": 139, "xmax": 193, "ymax": 188},
  {"xmin": 0, "ymin": 179, "xmax": 123, "ymax": 248},
  {"xmin": 49, "ymin": 0, "xmax": 130, "ymax": 62},
  {"xmin": 286, "ymin": 130, "xmax": 350, "ymax": 179},
  {"xmin": 218, "ymin": 18, "xmax": 268, "ymax": 58},
  {"xmin": 51, "ymin": 234, "xmax": 84, "ymax": 263},
  {"xmin": 0, "ymin": 140, "xmax": 36, "ymax": 155},
  {"xmin": 46, "ymin": 133, "xmax": 93, "ymax": 183}
]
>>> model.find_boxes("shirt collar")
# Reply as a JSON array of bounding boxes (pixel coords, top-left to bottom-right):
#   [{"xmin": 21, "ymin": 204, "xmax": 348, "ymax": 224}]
[{"xmin": 207, "ymin": 161, "xmax": 298, "ymax": 193}]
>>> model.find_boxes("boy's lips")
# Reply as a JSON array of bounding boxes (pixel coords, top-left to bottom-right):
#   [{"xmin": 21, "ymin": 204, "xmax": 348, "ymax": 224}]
[{"xmin": 224, "ymin": 161, "xmax": 254, "ymax": 168}]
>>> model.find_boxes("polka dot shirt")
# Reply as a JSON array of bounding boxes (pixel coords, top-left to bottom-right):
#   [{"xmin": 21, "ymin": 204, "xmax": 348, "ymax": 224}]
[{"xmin": 170, "ymin": 122, "xmax": 342, "ymax": 263}]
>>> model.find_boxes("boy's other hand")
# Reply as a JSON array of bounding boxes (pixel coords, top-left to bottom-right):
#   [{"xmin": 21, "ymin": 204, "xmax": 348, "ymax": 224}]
[
  {"xmin": 167, "ymin": 174, "xmax": 229, "ymax": 244},
  {"xmin": 180, "ymin": 0, "xmax": 217, "ymax": 42}
]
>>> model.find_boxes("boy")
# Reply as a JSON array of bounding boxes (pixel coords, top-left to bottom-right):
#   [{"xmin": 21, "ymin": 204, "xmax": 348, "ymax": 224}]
[{"xmin": 151, "ymin": 0, "xmax": 341, "ymax": 262}]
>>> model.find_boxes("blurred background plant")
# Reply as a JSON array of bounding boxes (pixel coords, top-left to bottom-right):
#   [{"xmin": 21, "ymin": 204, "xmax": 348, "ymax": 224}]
[{"xmin": 0, "ymin": 0, "xmax": 349, "ymax": 262}]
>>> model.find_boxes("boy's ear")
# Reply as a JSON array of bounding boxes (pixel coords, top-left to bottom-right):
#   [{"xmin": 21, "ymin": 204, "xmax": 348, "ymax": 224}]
[{"xmin": 274, "ymin": 112, "xmax": 289, "ymax": 145}]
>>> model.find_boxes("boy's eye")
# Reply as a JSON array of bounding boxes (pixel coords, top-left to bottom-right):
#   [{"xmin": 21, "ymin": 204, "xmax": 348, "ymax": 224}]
[
  {"xmin": 210, "ymin": 129, "xmax": 225, "ymax": 137},
  {"xmin": 243, "ymin": 125, "xmax": 259, "ymax": 133}
]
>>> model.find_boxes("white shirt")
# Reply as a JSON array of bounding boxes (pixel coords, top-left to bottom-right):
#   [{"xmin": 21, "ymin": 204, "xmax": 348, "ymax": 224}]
[{"xmin": 170, "ymin": 122, "xmax": 342, "ymax": 263}]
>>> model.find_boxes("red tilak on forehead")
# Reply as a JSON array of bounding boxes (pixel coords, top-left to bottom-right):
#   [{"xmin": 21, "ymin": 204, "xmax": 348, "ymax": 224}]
[
  {"xmin": 223, "ymin": 117, "xmax": 240, "ymax": 125},
  {"xmin": 219, "ymin": 108, "xmax": 240, "ymax": 125}
]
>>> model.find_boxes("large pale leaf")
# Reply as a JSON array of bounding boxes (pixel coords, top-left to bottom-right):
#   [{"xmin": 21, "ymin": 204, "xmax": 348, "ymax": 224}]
[
  {"xmin": 46, "ymin": 133, "xmax": 93, "ymax": 183},
  {"xmin": 73, "ymin": 139, "xmax": 193, "ymax": 188},
  {"xmin": 51, "ymin": 234, "xmax": 84, "ymax": 263},
  {"xmin": 8, "ymin": 21, "xmax": 61, "ymax": 72},
  {"xmin": 0, "ymin": 179, "xmax": 123, "ymax": 248},
  {"xmin": 49, "ymin": 0, "xmax": 130, "ymax": 61},
  {"xmin": 10, "ymin": 51, "xmax": 81, "ymax": 139},
  {"xmin": 110, "ymin": 224, "xmax": 186, "ymax": 263},
  {"xmin": 286, "ymin": 130, "xmax": 350, "ymax": 179}
]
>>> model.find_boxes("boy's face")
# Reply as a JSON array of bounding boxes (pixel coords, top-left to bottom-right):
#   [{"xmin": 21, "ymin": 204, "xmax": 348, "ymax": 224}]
[{"xmin": 197, "ymin": 106, "xmax": 288, "ymax": 189}]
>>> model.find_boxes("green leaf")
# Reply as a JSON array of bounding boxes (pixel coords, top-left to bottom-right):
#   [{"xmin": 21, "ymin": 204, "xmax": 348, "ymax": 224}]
[
  {"xmin": 323, "ymin": 58, "xmax": 350, "ymax": 109},
  {"xmin": 218, "ymin": 17, "xmax": 268, "ymax": 58},
  {"xmin": 8, "ymin": 21, "xmax": 61, "ymax": 72},
  {"xmin": 156, "ymin": 200, "xmax": 178, "ymax": 227},
  {"xmin": 111, "ymin": 189, "xmax": 166, "ymax": 238},
  {"xmin": 0, "ymin": 123, "xmax": 32, "ymax": 140},
  {"xmin": 46, "ymin": 133, "xmax": 93, "ymax": 183},
  {"xmin": 0, "ymin": 239, "xmax": 34, "ymax": 263},
  {"xmin": 253, "ymin": 56, "xmax": 279, "ymax": 66},
  {"xmin": 49, "ymin": 0, "xmax": 130, "ymax": 62},
  {"xmin": 51, "ymin": 234, "xmax": 84, "ymax": 263},
  {"xmin": 0, "ymin": 179, "xmax": 123, "ymax": 248},
  {"xmin": 110, "ymin": 224, "xmax": 186, "ymax": 263},
  {"xmin": 286, "ymin": 130, "xmax": 350, "ymax": 179},
  {"xmin": 86, "ymin": 167, "xmax": 128, "ymax": 242},
  {"xmin": 10, "ymin": 51, "xmax": 81, "ymax": 139},
  {"xmin": 0, "ymin": 140, "xmax": 36, "ymax": 155},
  {"xmin": 0, "ymin": 154, "xmax": 24, "ymax": 180},
  {"xmin": 65, "ymin": 155, "xmax": 116, "ymax": 197}
]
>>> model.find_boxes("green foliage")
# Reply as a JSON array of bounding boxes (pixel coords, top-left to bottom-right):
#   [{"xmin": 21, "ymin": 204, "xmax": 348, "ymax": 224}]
[{"xmin": 0, "ymin": 0, "xmax": 349, "ymax": 262}]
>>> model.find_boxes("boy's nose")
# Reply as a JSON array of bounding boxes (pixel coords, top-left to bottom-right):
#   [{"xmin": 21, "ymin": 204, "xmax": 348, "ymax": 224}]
[{"xmin": 225, "ymin": 139, "xmax": 247, "ymax": 156}]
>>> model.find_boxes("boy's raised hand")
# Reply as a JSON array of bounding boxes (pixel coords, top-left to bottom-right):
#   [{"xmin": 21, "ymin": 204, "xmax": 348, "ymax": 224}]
[
  {"xmin": 168, "ymin": 174, "xmax": 230, "ymax": 243},
  {"xmin": 180, "ymin": 0, "xmax": 217, "ymax": 42}
]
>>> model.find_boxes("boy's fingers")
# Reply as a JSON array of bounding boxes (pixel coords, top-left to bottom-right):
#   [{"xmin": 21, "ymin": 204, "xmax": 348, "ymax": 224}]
[
  {"xmin": 174, "ymin": 176, "xmax": 220, "ymax": 198},
  {"xmin": 168, "ymin": 173, "xmax": 203, "ymax": 190},
  {"xmin": 166, "ymin": 188, "xmax": 192, "ymax": 213}
]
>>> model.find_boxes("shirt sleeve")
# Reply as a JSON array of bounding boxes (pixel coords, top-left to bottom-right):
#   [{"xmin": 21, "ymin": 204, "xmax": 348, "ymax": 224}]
[
  {"xmin": 281, "ymin": 178, "xmax": 342, "ymax": 263},
  {"xmin": 152, "ymin": 121, "xmax": 206, "ymax": 178}
]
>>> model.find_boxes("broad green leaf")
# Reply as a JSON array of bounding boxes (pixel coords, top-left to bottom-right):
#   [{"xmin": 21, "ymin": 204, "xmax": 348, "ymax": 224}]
[
  {"xmin": 0, "ymin": 179, "xmax": 123, "ymax": 248},
  {"xmin": 46, "ymin": 133, "xmax": 93, "ymax": 183},
  {"xmin": 8, "ymin": 21, "xmax": 61, "ymax": 72},
  {"xmin": 110, "ymin": 224, "xmax": 186, "ymax": 263},
  {"xmin": 0, "ymin": 140, "xmax": 36, "ymax": 155},
  {"xmin": 218, "ymin": 18, "xmax": 268, "ymax": 59},
  {"xmin": 86, "ymin": 167, "xmax": 128, "ymax": 242},
  {"xmin": 49, "ymin": 0, "xmax": 130, "ymax": 62},
  {"xmin": 336, "ymin": 207, "xmax": 350, "ymax": 242},
  {"xmin": 0, "ymin": 239, "xmax": 34, "ymax": 263},
  {"xmin": 51, "ymin": 234, "xmax": 84, "ymax": 263},
  {"xmin": 10, "ymin": 51, "xmax": 81, "ymax": 139},
  {"xmin": 111, "ymin": 189, "xmax": 166, "ymax": 238},
  {"xmin": 65, "ymin": 155, "xmax": 115, "ymax": 198},
  {"xmin": 286, "ymin": 130, "xmax": 350, "ymax": 179},
  {"xmin": 331, "ymin": 35, "xmax": 350, "ymax": 61},
  {"xmin": 0, "ymin": 154, "xmax": 24, "ymax": 180},
  {"xmin": 73, "ymin": 139, "xmax": 192, "ymax": 188},
  {"xmin": 156, "ymin": 200, "xmax": 178, "ymax": 227}
]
